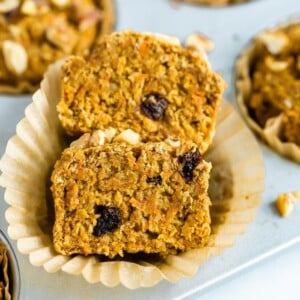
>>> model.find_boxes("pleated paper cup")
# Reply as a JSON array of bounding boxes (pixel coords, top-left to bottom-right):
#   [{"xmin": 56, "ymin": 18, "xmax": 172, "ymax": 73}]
[
  {"xmin": 235, "ymin": 19, "xmax": 300, "ymax": 163},
  {"xmin": 175, "ymin": 0, "xmax": 249, "ymax": 7},
  {"xmin": 0, "ymin": 60, "xmax": 264, "ymax": 289},
  {"xmin": 0, "ymin": 0, "xmax": 115, "ymax": 95}
]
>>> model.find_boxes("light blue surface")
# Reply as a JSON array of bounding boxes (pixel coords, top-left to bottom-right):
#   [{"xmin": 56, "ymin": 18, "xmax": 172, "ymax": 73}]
[{"xmin": 0, "ymin": 0, "xmax": 300, "ymax": 299}]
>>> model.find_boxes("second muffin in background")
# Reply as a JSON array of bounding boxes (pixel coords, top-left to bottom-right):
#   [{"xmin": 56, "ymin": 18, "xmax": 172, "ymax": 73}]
[{"xmin": 236, "ymin": 21, "xmax": 300, "ymax": 162}]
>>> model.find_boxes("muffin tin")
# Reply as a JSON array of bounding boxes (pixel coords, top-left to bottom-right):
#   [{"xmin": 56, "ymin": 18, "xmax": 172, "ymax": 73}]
[{"xmin": 0, "ymin": 0, "xmax": 300, "ymax": 298}]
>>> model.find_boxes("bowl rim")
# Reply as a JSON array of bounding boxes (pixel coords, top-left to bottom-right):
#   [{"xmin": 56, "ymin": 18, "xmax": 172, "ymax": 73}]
[{"xmin": 0, "ymin": 228, "xmax": 21, "ymax": 300}]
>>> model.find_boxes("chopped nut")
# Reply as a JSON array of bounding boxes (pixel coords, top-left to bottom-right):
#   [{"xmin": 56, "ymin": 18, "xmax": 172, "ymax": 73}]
[
  {"xmin": 50, "ymin": 0, "xmax": 71, "ymax": 8},
  {"xmin": 185, "ymin": 32, "xmax": 214, "ymax": 55},
  {"xmin": 8, "ymin": 25, "xmax": 21, "ymax": 39},
  {"xmin": 2, "ymin": 40, "xmax": 28, "ymax": 75},
  {"xmin": 165, "ymin": 137, "xmax": 181, "ymax": 147},
  {"xmin": 78, "ymin": 9, "xmax": 102, "ymax": 31},
  {"xmin": 276, "ymin": 191, "xmax": 300, "ymax": 217},
  {"xmin": 103, "ymin": 127, "xmax": 117, "ymax": 142},
  {"xmin": 0, "ymin": 0, "xmax": 19, "ymax": 13},
  {"xmin": 70, "ymin": 128, "xmax": 117, "ymax": 149},
  {"xmin": 258, "ymin": 30, "xmax": 289, "ymax": 55},
  {"xmin": 114, "ymin": 129, "xmax": 141, "ymax": 145},
  {"xmin": 96, "ymin": 131, "xmax": 106, "ymax": 145},
  {"xmin": 46, "ymin": 19, "xmax": 77, "ymax": 53},
  {"xmin": 264, "ymin": 56, "xmax": 290, "ymax": 72},
  {"xmin": 70, "ymin": 133, "xmax": 95, "ymax": 149},
  {"xmin": 21, "ymin": 0, "xmax": 38, "ymax": 15}
]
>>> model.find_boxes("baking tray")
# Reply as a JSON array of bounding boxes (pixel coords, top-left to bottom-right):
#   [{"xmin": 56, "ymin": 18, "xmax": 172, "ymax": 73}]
[{"xmin": 0, "ymin": 0, "xmax": 299, "ymax": 299}]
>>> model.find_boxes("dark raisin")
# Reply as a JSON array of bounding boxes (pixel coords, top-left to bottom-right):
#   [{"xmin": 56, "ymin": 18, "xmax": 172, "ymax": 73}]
[
  {"xmin": 178, "ymin": 148, "xmax": 202, "ymax": 183},
  {"xmin": 141, "ymin": 93, "xmax": 168, "ymax": 120},
  {"xmin": 146, "ymin": 175, "xmax": 162, "ymax": 185},
  {"xmin": 93, "ymin": 205, "xmax": 121, "ymax": 236}
]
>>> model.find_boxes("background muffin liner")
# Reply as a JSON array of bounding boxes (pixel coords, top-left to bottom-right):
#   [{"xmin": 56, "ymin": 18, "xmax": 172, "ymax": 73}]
[
  {"xmin": 0, "ymin": 61, "xmax": 264, "ymax": 289},
  {"xmin": 0, "ymin": 0, "xmax": 115, "ymax": 94},
  {"xmin": 235, "ymin": 20, "xmax": 300, "ymax": 163},
  {"xmin": 174, "ymin": 0, "xmax": 247, "ymax": 7}
]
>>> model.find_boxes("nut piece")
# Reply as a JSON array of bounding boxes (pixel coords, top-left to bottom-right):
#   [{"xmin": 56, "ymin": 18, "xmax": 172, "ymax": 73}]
[
  {"xmin": 165, "ymin": 137, "xmax": 181, "ymax": 147},
  {"xmin": 21, "ymin": 0, "xmax": 38, "ymax": 15},
  {"xmin": 185, "ymin": 32, "xmax": 214, "ymax": 56},
  {"xmin": 276, "ymin": 191, "xmax": 300, "ymax": 217},
  {"xmin": 78, "ymin": 9, "xmax": 102, "ymax": 31},
  {"xmin": 50, "ymin": 0, "xmax": 71, "ymax": 8},
  {"xmin": 0, "ymin": 0, "xmax": 19, "ymax": 13},
  {"xmin": 264, "ymin": 56, "xmax": 290, "ymax": 72},
  {"xmin": 258, "ymin": 30, "xmax": 289, "ymax": 55},
  {"xmin": 2, "ymin": 40, "xmax": 28, "ymax": 75},
  {"xmin": 70, "ymin": 128, "xmax": 117, "ymax": 149},
  {"xmin": 70, "ymin": 132, "xmax": 100, "ymax": 149},
  {"xmin": 46, "ymin": 19, "xmax": 77, "ymax": 53},
  {"xmin": 103, "ymin": 127, "xmax": 117, "ymax": 142},
  {"xmin": 114, "ymin": 129, "xmax": 141, "ymax": 145}
]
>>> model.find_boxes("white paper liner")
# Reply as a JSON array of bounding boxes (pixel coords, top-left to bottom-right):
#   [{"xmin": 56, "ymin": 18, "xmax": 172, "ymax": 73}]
[
  {"xmin": 0, "ymin": 61, "xmax": 264, "ymax": 289},
  {"xmin": 235, "ymin": 20, "xmax": 300, "ymax": 163}
]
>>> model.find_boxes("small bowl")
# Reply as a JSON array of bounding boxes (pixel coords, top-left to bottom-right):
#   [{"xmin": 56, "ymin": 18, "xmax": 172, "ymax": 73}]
[{"xmin": 0, "ymin": 229, "xmax": 20, "ymax": 300}]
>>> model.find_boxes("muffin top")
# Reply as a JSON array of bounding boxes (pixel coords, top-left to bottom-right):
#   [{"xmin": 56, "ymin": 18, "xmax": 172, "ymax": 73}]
[
  {"xmin": 246, "ymin": 23, "xmax": 300, "ymax": 145},
  {"xmin": 0, "ymin": 0, "xmax": 113, "ymax": 93},
  {"xmin": 58, "ymin": 31, "xmax": 225, "ymax": 154}
]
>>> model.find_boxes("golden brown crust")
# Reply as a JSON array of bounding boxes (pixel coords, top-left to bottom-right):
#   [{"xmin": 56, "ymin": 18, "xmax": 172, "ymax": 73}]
[
  {"xmin": 0, "ymin": 0, "xmax": 115, "ymax": 94},
  {"xmin": 58, "ymin": 31, "xmax": 225, "ymax": 154},
  {"xmin": 51, "ymin": 140, "xmax": 211, "ymax": 258}
]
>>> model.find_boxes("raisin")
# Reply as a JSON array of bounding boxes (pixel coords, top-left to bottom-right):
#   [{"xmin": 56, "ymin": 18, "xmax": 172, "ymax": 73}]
[
  {"xmin": 178, "ymin": 148, "xmax": 202, "ymax": 183},
  {"xmin": 146, "ymin": 175, "xmax": 162, "ymax": 185},
  {"xmin": 141, "ymin": 93, "xmax": 168, "ymax": 120},
  {"xmin": 93, "ymin": 205, "xmax": 121, "ymax": 236}
]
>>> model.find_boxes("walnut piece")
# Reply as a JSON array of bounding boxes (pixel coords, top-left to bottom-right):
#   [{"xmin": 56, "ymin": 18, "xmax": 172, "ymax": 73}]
[
  {"xmin": 21, "ymin": 0, "xmax": 38, "ymax": 15},
  {"xmin": 185, "ymin": 32, "xmax": 214, "ymax": 55},
  {"xmin": 258, "ymin": 30, "xmax": 289, "ymax": 55},
  {"xmin": 46, "ymin": 19, "xmax": 77, "ymax": 53},
  {"xmin": 21, "ymin": 0, "xmax": 49, "ymax": 15},
  {"xmin": 276, "ymin": 191, "xmax": 300, "ymax": 217},
  {"xmin": 265, "ymin": 56, "xmax": 290, "ymax": 72},
  {"xmin": 2, "ymin": 40, "xmax": 28, "ymax": 75},
  {"xmin": 78, "ymin": 9, "xmax": 102, "ymax": 31},
  {"xmin": 70, "ymin": 128, "xmax": 117, "ymax": 149},
  {"xmin": 114, "ymin": 129, "xmax": 141, "ymax": 145},
  {"xmin": 165, "ymin": 137, "xmax": 181, "ymax": 147},
  {"xmin": 0, "ymin": 0, "xmax": 19, "ymax": 13}
]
